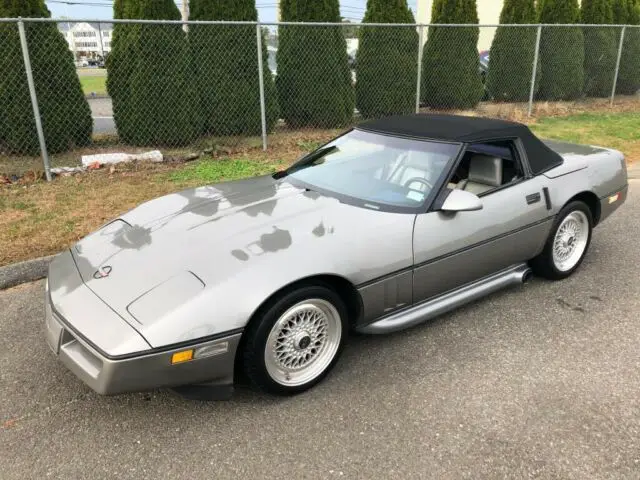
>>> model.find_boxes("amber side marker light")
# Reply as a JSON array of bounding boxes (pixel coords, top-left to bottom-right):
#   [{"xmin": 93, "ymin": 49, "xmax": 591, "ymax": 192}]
[
  {"xmin": 171, "ymin": 349, "xmax": 194, "ymax": 364},
  {"xmin": 608, "ymin": 193, "xmax": 621, "ymax": 204}
]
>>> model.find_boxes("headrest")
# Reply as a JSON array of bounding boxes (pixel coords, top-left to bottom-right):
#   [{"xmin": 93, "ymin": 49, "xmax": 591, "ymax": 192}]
[{"xmin": 468, "ymin": 155, "xmax": 503, "ymax": 187}]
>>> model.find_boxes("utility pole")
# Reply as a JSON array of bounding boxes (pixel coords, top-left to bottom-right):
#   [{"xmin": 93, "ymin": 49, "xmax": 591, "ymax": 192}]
[
  {"xmin": 416, "ymin": 0, "xmax": 431, "ymax": 42},
  {"xmin": 416, "ymin": 0, "xmax": 431, "ymax": 24},
  {"xmin": 64, "ymin": 2, "xmax": 78, "ymax": 61},
  {"xmin": 181, "ymin": 1, "xmax": 189, "ymax": 32}
]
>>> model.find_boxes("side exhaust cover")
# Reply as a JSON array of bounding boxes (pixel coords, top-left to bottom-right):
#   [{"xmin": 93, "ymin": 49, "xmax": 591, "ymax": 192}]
[{"xmin": 356, "ymin": 263, "xmax": 531, "ymax": 335}]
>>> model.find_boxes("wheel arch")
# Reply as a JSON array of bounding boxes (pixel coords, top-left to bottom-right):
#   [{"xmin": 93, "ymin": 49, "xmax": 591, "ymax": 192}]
[
  {"xmin": 233, "ymin": 274, "xmax": 363, "ymax": 380},
  {"xmin": 565, "ymin": 191, "xmax": 601, "ymax": 226}
]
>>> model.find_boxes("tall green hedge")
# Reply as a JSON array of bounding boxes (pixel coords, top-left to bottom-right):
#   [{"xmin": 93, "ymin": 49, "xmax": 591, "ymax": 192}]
[
  {"xmin": 614, "ymin": 0, "xmax": 640, "ymax": 94},
  {"xmin": 277, "ymin": 0, "xmax": 354, "ymax": 128},
  {"xmin": 537, "ymin": 0, "xmax": 585, "ymax": 100},
  {"xmin": 582, "ymin": 0, "xmax": 617, "ymax": 97},
  {"xmin": 355, "ymin": 0, "xmax": 418, "ymax": 118},
  {"xmin": 0, "ymin": 0, "xmax": 92, "ymax": 155},
  {"xmin": 486, "ymin": 0, "xmax": 539, "ymax": 102},
  {"xmin": 421, "ymin": 0, "xmax": 484, "ymax": 109},
  {"xmin": 189, "ymin": 0, "xmax": 279, "ymax": 135},
  {"xmin": 107, "ymin": 0, "xmax": 200, "ymax": 146}
]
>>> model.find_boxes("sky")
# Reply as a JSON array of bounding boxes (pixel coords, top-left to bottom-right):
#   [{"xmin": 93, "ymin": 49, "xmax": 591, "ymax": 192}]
[{"xmin": 45, "ymin": 0, "xmax": 419, "ymax": 23}]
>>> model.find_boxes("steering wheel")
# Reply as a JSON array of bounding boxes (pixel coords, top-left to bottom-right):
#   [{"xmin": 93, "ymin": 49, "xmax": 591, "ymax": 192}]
[{"xmin": 404, "ymin": 177, "xmax": 433, "ymax": 192}]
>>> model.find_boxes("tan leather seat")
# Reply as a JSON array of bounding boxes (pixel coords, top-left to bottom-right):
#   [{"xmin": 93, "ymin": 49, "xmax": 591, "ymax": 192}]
[{"xmin": 458, "ymin": 155, "xmax": 503, "ymax": 195}]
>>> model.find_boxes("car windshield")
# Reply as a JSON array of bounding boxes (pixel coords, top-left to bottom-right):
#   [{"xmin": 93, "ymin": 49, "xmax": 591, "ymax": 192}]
[{"xmin": 286, "ymin": 129, "xmax": 461, "ymax": 209}]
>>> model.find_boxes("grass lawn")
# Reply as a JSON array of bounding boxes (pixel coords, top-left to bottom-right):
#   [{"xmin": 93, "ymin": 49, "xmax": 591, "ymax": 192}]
[
  {"xmin": 1, "ymin": 112, "xmax": 638, "ymax": 267},
  {"xmin": 530, "ymin": 112, "xmax": 640, "ymax": 162},
  {"xmin": 78, "ymin": 69, "xmax": 107, "ymax": 96}
]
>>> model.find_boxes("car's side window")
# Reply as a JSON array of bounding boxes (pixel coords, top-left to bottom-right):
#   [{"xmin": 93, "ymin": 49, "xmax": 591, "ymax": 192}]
[{"xmin": 447, "ymin": 140, "xmax": 525, "ymax": 197}]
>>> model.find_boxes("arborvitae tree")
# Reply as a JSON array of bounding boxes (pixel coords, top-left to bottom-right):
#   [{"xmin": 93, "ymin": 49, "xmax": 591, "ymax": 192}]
[
  {"xmin": 107, "ymin": 0, "xmax": 200, "ymax": 146},
  {"xmin": 421, "ymin": 0, "xmax": 484, "ymax": 109},
  {"xmin": 486, "ymin": 0, "xmax": 539, "ymax": 102},
  {"xmin": 189, "ymin": 0, "xmax": 279, "ymax": 135},
  {"xmin": 581, "ymin": 0, "xmax": 617, "ymax": 97},
  {"xmin": 277, "ymin": 0, "xmax": 355, "ymax": 128},
  {"xmin": 537, "ymin": 0, "xmax": 585, "ymax": 100},
  {"xmin": 613, "ymin": 0, "xmax": 640, "ymax": 94},
  {"xmin": 355, "ymin": 0, "xmax": 418, "ymax": 118},
  {"xmin": 0, "ymin": 0, "xmax": 92, "ymax": 155}
]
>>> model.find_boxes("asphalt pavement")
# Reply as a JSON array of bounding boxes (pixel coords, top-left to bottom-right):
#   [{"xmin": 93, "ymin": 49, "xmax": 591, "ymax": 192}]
[
  {"xmin": 1, "ymin": 182, "xmax": 639, "ymax": 479},
  {"xmin": 89, "ymin": 97, "xmax": 116, "ymax": 135}
]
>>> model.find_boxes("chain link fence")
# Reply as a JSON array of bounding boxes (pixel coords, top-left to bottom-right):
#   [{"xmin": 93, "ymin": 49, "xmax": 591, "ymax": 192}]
[{"xmin": 1, "ymin": 18, "xmax": 639, "ymax": 181}]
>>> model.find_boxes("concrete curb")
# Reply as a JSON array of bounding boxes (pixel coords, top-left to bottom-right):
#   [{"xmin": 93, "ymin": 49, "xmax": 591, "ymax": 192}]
[{"xmin": 0, "ymin": 255, "xmax": 55, "ymax": 290}]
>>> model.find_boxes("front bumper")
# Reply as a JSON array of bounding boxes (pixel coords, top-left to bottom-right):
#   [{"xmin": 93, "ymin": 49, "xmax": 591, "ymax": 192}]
[{"xmin": 45, "ymin": 259, "xmax": 242, "ymax": 397}]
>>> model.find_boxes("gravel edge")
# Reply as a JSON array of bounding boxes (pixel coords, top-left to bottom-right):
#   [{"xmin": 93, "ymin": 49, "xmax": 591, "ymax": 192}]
[{"xmin": 0, "ymin": 255, "xmax": 55, "ymax": 290}]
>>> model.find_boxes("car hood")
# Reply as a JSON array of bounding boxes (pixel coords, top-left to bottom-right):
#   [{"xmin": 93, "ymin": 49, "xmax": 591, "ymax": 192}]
[
  {"xmin": 73, "ymin": 175, "xmax": 312, "ymax": 294},
  {"xmin": 69, "ymin": 174, "xmax": 413, "ymax": 346}
]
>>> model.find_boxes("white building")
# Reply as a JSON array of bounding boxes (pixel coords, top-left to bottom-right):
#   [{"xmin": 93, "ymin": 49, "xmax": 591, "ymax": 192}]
[
  {"xmin": 417, "ymin": 0, "xmax": 503, "ymax": 51},
  {"xmin": 58, "ymin": 22, "xmax": 113, "ymax": 60}
]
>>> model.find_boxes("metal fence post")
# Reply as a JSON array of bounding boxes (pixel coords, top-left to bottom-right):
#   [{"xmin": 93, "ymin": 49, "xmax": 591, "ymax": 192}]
[
  {"xmin": 97, "ymin": 22, "xmax": 105, "ymax": 60},
  {"xmin": 528, "ymin": 25, "xmax": 542, "ymax": 118},
  {"xmin": 256, "ymin": 23, "xmax": 268, "ymax": 151},
  {"xmin": 415, "ymin": 25, "xmax": 425, "ymax": 114},
  {"xmin": 18, "ymin": 19, "xmax": 52, "ymax": 182},
  {"xmin": 611, "ymin": 26, "xmax": 626, "ymax": 107}
]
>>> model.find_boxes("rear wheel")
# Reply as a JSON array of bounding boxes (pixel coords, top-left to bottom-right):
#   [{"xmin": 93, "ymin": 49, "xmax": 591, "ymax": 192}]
[
  {"xmin": 242, "ymin": 285, "xmax": 348, "ymax": 395},
  {"xmin": 530, "ymin": 201, "xmax": 593, "ymax": 280}
]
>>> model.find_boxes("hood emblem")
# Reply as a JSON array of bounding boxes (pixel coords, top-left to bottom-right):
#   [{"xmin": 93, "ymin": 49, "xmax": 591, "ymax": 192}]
[{"xmin": 93, "ymin": 266, "xmax": 112, "ymax": 279}]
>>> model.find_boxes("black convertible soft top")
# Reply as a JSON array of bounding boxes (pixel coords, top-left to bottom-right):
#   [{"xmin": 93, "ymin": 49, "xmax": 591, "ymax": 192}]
[{"xmin": 357, "ymin": 113, "xmax": 564, "ymax": 175}]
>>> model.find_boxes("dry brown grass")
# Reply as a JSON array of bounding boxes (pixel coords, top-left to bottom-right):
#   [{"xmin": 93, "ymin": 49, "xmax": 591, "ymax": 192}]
[
  {"xmin": 430, "ymin": 95, "xmax": 640, "ymax": 123},
  {"xmin": 0, "ymin": 128, "xmax": 340, "ymax": 266}
]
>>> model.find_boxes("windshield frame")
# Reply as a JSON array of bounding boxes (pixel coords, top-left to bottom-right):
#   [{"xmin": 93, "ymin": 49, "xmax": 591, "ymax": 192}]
[{"xmin": 283, "ymin": 128, "xmax": 463, "ymax": 214}]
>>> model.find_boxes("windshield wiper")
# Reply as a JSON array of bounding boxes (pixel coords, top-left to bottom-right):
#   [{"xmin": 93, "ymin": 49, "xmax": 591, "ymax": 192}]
[{"xmin": 272, "ymin": 145, "xmax": 338, "ymax": 179}]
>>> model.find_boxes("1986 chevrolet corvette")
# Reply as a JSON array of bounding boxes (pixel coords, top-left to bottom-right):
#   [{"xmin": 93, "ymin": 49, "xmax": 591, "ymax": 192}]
[{"xmin": 45, "ymin": 114, "xmax": 628, "ymax": 399}]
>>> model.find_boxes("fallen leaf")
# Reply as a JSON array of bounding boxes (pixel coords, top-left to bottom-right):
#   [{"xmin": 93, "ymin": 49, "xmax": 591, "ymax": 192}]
[{"xmin": 2, "ymin": 419, "xmax": 17, "ymax": 429}]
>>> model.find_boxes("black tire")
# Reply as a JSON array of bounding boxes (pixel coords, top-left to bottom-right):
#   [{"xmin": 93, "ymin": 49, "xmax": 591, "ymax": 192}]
[
  {"xmin": 242, "ymin": 284, "xmax": 348, "ymax": 396},
  {"xmin": 530, "ymin": 200, "xmax": 593, "ymax": 280}
]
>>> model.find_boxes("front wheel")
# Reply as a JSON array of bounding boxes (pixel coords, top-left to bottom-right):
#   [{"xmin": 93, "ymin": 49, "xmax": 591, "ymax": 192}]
[
  {"xmin": 530, "ymin": 201, "xmax": 593, "ymax": 280},
  {"xmin": 242, "ymin": 285, "xmax": 348, "ymax": 395}
]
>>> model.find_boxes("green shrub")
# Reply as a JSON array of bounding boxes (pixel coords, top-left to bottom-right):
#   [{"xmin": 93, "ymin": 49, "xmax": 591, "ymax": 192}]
[
  {"xmin": 0, "ymin": 0, "xmax": 92, "ymax": 155},
  {"xmin": 582, "ymin": 0, "xmax": 617, "ymax": 97},
  {"xmin": 613, "ymin": 0, "xmax": 640, "ymax": 95},
  {"xmin": 107, "ymin": 0, "xmax": 200, "ymax": 146},
  {"xmin": 537, "ymin": 0, "xmax": 585, "ymax": 101},
  {"xmin": 277, "ymin": 0, "xmax": 354, "ymax": 128},
  {"xmin": 421, "ymin": 0, "xmax": 484, "ymax": 109},
  {"xmin": 486, "ymin": 0, "xmax": 539, "ymax": 102},
  {"xmin": 355, "ymin": 0, "xmax": 418, "ymax": 118},
  {"xmin": 189, "ymin": 0, "xmax": 279, "ymax": 135}
]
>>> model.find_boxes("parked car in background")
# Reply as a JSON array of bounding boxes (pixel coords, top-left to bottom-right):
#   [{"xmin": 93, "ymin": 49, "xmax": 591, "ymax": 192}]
[{"xmin": 479, "ymin": 50, "xmax": 491, "ymax": 100}]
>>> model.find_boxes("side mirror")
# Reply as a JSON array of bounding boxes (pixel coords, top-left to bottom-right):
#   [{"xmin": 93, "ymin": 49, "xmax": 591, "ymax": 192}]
[{"xmin": 439, "ymin": 189, "xmax": 483, "ymax": 212}]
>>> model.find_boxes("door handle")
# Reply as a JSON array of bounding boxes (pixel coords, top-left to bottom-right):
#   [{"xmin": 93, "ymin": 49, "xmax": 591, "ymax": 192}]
[{"xmin": 526, "ymin": 192, "xmax": 541, "ymax": 205}]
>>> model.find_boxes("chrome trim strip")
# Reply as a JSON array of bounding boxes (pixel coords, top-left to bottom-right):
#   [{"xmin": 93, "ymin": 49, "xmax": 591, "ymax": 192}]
[{"xmin": 356, "ymin": 263, "xmax": 531, "ymax": 334}]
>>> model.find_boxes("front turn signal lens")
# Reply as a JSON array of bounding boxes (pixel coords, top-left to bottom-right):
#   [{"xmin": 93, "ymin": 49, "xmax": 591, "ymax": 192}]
[
  {"xmin": 609, "ymin": 193, "xmax": 620, "ymax": 204},
  {"xmin": 171, "ymin": 349, "xmax": 193, "ymax": 364}
]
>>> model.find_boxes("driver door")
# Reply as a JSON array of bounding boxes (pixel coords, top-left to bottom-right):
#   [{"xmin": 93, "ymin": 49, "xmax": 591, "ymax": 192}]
[{"xmin": 412, "ymin": 141, "xmax": 553, "ymax": 302}]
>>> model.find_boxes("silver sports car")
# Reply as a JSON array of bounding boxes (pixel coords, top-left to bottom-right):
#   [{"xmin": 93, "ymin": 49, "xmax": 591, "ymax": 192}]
[{"xmin": 45, "ymin": 114, "xmax": 628, "ymax": 399}]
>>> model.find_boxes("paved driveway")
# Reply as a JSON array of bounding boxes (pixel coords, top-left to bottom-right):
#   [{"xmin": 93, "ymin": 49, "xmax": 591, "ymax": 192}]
[
  {"xmin": 88, "ymin": 97, "xmax": 116, "ymax": 135},
  {"xmin": 1, "ymin": 182, "xmax": 639, "ymax": 479}
]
